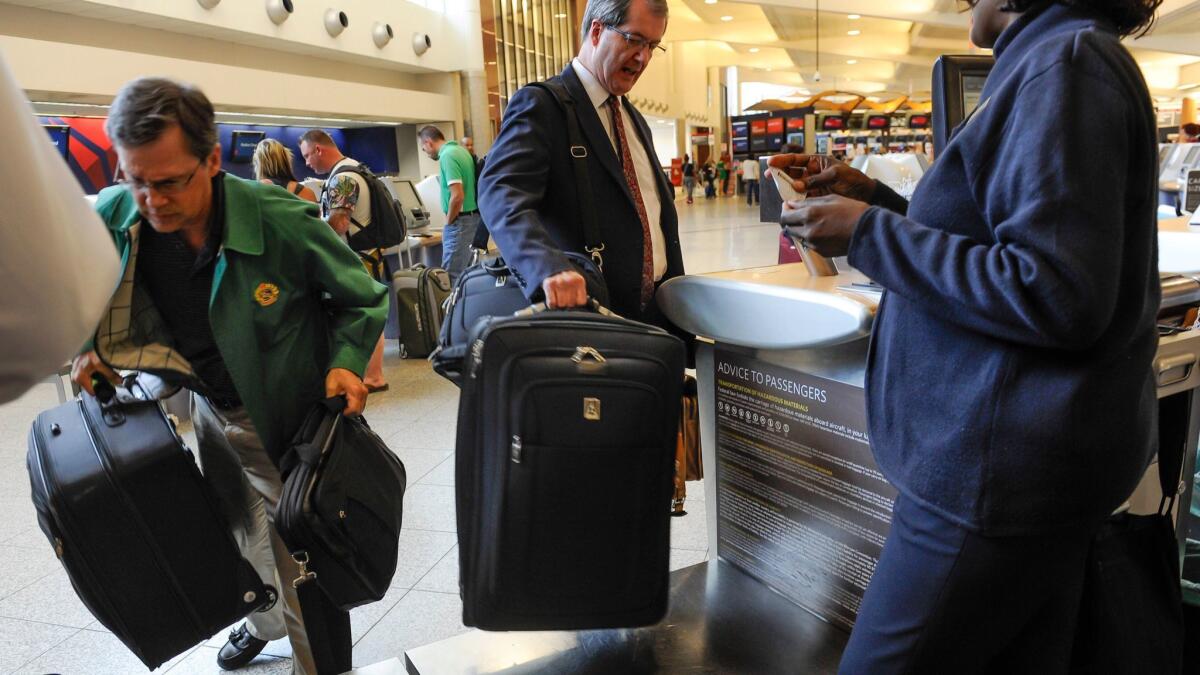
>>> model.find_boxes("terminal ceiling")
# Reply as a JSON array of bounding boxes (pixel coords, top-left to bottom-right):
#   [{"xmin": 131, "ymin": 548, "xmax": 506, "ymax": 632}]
[{"xmin": 664, "ymin": 0, "xmax": 1200, "ymax": 100}]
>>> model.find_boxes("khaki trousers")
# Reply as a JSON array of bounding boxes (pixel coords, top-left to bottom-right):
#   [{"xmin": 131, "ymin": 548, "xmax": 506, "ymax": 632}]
[{"xmin": 191, "ymin": 394, "xmax": 317, "ymax": 675}]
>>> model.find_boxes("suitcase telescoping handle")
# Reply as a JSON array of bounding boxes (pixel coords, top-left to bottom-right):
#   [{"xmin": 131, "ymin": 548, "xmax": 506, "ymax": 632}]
[{"xmin": 513, "ymin": 298, "xmax": 619, "ymax": 319}]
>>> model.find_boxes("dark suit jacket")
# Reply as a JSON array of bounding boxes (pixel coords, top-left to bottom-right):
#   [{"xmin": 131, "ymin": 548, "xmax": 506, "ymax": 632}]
[{"xmin": 478, "ymin": 63, "xmax": 683, "ymax": 322}]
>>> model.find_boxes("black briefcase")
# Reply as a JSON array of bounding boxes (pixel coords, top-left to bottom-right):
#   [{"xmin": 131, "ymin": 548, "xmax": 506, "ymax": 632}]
[
  {"xmin": 433, "ymin": 254, "xmax": 610, "ymax": 386},
  {"xmin": 276, "ymin": 398, "xmax": 407, "ymax": 610},
  {"xmin": 456, "ymin": 303, "xmax": 685, "ymax": 630},
  {"xmin": 26, "ymin": 383, "xmax": 269, "ymax": 670},
  {"xmin": 432, "ymin": 256, "xmax": 527, "ymax": 385}
]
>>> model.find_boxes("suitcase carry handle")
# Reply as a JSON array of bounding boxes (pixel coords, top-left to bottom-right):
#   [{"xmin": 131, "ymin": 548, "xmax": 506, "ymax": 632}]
[{"xmin": 514, "ymin": 298, "xmax": 619, "ymax": 319}]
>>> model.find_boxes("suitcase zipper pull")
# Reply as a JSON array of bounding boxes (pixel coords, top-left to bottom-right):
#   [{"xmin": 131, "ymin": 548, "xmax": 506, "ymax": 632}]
[{"xmin": 510, "ymin": 435, "xmax": 522, "ymax": 464}]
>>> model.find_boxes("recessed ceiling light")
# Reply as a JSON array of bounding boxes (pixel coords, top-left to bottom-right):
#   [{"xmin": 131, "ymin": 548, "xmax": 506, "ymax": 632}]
[
  {"xmin": 720, "ymin": 15, "xmax": 733, "ymax": 21},
  {"xmin": 847, "ymin": 30, "xmax": 861, "ymax": 36},
  {"xmin": 749, "ymin": 47, "xmax": 760, "ymax": 53},
  {"xmin": 847, "ymin": 59, "xmax": 857, "ymax": 64},
  {"xmin": 848, "ymin": 14, "xmax": 861, "ymax": 20}
]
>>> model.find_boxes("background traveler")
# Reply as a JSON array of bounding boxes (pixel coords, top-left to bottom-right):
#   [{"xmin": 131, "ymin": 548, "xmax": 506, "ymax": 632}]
[
  {"xmin": 682, "ymin": 153, "xmax": 696, "ymax": 204},
  {"xmin": 297, "ymin": 129, "xmax": 389, "ymax": 394},
  {"xmin": 0, "ymin": 52, "xmax": 119, "ymax": 403},
  {"xmin": 419, "ymin": 126, "xmax": 480, "ymax": 282},
  {"xmin": 740, "ymin": 155, "xmax": 759, "ymax": 205},
  {"xmin": 775, "ymin": 0, "xmax": 1162, "ymax": 671},
  {"xmin": 71, "ymin": 78, "xmax": 387, "ymax": 674},
  {"xmin": 252, "ymin": 138, "xmax": 317, "ymax": 203},
  {"xmin": 478, "ymin": 0, "xmax": 687, "ymax": 329}
]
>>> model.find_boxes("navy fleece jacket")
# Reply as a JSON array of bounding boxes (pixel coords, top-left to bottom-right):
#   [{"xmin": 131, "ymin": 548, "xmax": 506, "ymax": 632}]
[{"xmin": 848, "ymin": 3, "xmax": 1160, "ymax": 535}]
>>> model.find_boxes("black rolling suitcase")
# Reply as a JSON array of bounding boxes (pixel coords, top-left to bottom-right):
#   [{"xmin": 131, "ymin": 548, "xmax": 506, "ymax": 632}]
[
  {"xmin": 26, "ymin": 383, "xmax": 270, "ymax": 670},
  {"xmin": 456, "ymin": 303, "xmax": 685, "ymax": 630},
  {"xmin": 393, "ymin": 264, "xmax": 451, "ymax": 358}
]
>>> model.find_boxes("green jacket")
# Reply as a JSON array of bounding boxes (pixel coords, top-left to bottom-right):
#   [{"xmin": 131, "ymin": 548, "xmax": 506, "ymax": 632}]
[{"xmin": 92, "ymin": 173, "xmax": 388, "ymax": 464}]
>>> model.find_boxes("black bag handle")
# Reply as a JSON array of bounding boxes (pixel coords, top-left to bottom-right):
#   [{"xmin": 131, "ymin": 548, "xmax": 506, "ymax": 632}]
[
  {"xmin": 527, "ymin": 80, "xmax": 605, "ymax": 271},
  {"xmin": 293, "ymin": 397, "xmax": 346, "ymax": 467}
]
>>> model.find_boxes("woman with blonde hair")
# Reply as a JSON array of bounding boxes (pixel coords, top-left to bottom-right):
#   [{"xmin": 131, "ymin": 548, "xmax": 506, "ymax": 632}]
[{"xmin": 252, "ymin": 138, "xmax": 317, "ymax": 203}]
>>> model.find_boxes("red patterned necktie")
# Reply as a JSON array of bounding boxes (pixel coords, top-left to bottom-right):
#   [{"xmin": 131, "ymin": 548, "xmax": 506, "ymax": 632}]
[{"xmin": 606, "ymin": 96, "xmax": 654, "ymax": 309}]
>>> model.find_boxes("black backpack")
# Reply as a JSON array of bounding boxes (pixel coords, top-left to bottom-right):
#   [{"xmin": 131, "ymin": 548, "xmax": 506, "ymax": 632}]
[{"xmin": 329, "ymin": 163, "xmax": 406, "ymax": 252}]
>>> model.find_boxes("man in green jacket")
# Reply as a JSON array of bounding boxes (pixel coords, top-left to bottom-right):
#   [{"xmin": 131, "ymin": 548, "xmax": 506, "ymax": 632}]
[{"xmin": 70, "ymin": 77, "xmax": 387, "ymax": 674}]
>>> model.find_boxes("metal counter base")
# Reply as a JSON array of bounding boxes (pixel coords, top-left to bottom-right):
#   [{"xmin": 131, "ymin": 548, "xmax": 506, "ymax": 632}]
[{"xmin": 403, "ymin": 559, "xmax": 848, "ymax": 675}]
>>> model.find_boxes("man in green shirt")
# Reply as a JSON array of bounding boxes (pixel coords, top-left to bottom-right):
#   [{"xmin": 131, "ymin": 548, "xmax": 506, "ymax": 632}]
[{"xmin": 419, "ymin": 126, "xmax": 480, "ymax": 281}]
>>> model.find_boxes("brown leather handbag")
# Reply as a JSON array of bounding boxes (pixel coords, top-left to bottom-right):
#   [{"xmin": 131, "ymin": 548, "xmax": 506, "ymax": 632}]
[{"xmin": 671, "ymin": 375, "xmax": 703, "ymax": 515}]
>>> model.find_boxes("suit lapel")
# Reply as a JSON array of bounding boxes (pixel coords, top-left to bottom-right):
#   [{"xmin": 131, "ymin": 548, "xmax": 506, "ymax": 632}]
[{"xmin": 559, "ymin": 65, "xmax": 635, "ymax": 206}]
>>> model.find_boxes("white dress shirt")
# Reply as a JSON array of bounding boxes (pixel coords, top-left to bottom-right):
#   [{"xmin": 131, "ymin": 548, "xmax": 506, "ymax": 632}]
[{"xmin": 571, "ymin": 59, "xmax": 667, "ymax": 280}]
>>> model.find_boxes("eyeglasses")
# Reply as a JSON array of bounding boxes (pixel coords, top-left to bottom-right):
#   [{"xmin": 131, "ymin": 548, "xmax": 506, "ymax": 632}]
[
  {"xmin": 603, "ymin": 24, "xmax": 666, "ymax": 54},
  {"xmin": 119, "ymin": 159, "xmax": 204, "ymax": 195}
]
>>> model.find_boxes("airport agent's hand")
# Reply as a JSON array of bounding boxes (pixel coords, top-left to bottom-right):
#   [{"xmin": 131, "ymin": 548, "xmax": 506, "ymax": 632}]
[
  {"xmin": 326, "ymin": 367, "xmax": 369, "ymax": 416},
  {"xmin": 767, "ymin": 154, "xmax": 876, "ymax": 202},
  {"xmin": 71, "ymin": 351, "xmax": 121, "ymax": 397},
  {"xmin": 541, "ymin": 270, "xmax": 588, "ymax": 309},
  {"xmin": 781, "ymin": 195, "xmax": 871, "ymax": 258}
]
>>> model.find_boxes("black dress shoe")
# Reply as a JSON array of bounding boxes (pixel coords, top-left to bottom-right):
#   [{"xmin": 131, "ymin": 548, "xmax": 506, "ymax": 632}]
[{"xmin": 217, "ymin": 623, "xmax": 268, "ymax": 671}]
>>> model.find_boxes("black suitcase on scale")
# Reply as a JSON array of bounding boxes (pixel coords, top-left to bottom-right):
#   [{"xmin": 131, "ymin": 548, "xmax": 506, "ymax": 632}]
[
  {"xmin": 456, "ymin": 305, "xmax": 685, "ymax": 630},
  {"xmin": 26, "ymin": 384, "xmax": 269, "ymax": 670}
]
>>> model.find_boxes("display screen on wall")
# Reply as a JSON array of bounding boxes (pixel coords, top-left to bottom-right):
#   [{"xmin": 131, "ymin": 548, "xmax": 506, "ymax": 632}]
[
  {"xmin": 229, "ymin": 130, "xmax": 265, "ymax": 163},
  {"xmin": 908, "ymin": 115, "xmax": 930, "ymax": 129},
  {"xmin": 751, "ymin": 136, "xmax": 769, "ymax": 151},
  {"xmin": 821, "ymin": 116, "xmax": 847, "ymax": 131},
  {"xmin": 43, "ymin": 125, "xmax": 70, "ymax": 159},
  {"xmin": 866, "ymin": 115, "xmax": 890, "ymax": 130},
  {"xmin": 766, "ymin": 118, "xmax": 784, "ymax": 134},
  {"xmin": 786, "ymin": 132, "xmax": 804, "ymax": 147},
  {"xmin": 732, "ymin": 121, "xmax": 749, "ymax": 137},
  {"xmin": 750, "ymin": 119, "xmax": 768, "ymax": 135},
  {"xmin": 733, "ymin": 138, "xmax": 749, "ymax": 153},
  {"xmin": 786, "ymin": 117, "xmax": 804, "ymax": 130},
  {"xmin": 768, "ymin": 134, "xmax": 783, "ymax": 151}
]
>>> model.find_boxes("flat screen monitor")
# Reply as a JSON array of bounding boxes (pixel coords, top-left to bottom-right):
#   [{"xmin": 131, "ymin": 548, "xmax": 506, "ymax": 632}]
[
  {"xmin": 767, "ymin": 117, "xmax": 785, "ymax": 134},
  {"xmin": 821, "ymin": 115, "xmax": 847, "ymax": 131},
  {"xmin": 786, "ymin": 117, "xmax": 804, "ymax": 130},
  {"xmin": 43, "ymin": 125, "xmax": 70, "ymax": 159},
  {"xmin": 932, "ymin": 54, "xmax": 994, "ymax": 154},
  {"xmin": 751, "ymin": 136, "xmax": 768, "ymax": 151},
  {"xmin": 1160, "ymin": 145, "xmax": 1173, "ymax": 169},
  {"xmin": 768, "ymin": 135, "xmax": 783, "ymax": 150},
  {"xmin": 866, "ymin": 115, "xmax": 890, "ymax": 130},
  {"xmin": 229, "ymin": 130, "xmax": 265, "ymax": 163},
  {"xmin": 389, "ymin": 178, "xmax": 423, "ymax": 211},
  {"xmin": 750, "ymin": 119, "xmax": 768, "ymax": 135},
  {"xmin": 731, "ymin": 121, "xmax": 749, "ymax": 137},
  {"xmin": 786, "ymin": 132, "xmax": 804, "ymax": 148},
  {"xmin": 1185, "ymin": 146, "xmax": 1200, "ymax": 167},
  {"xmin": 908, "ymin": 115, "xmax": 930, "ymax": 129},
  {"xmin": 733, "ymin": 137, "xmax": 749, "ymax": 153}
]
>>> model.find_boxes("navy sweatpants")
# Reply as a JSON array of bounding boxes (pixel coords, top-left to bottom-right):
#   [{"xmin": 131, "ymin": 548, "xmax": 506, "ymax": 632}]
[{"xmin": 839, "ymin": 495, "xmax": 1095, "ymax": 674}]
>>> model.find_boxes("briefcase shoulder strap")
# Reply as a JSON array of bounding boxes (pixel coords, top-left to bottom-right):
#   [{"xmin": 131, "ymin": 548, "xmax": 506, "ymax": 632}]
[{"xmin": 527, "ymin": 79, "xmax": 605, "ymax": 271}]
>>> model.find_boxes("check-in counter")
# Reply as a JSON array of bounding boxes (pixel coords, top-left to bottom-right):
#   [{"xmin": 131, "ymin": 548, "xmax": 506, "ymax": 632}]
[{"xmin": 657, "ymin": 218, "xmax": 1200, "ymax": 633}]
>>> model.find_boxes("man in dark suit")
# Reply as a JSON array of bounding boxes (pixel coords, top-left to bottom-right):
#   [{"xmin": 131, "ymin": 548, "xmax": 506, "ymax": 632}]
[{"xmin": 478, "ymin": 0, "xmax": 682, "ymax": 325}]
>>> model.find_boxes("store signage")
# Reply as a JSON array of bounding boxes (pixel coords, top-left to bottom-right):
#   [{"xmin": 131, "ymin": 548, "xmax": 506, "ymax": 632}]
[
  {"xmin": 1186, "ymin": 170, "xmax": 1200, "ymax": 214},
  {"xmin": 908, "ymin": 114, "xmax": 930, "ymax": 129},
  {"xmin": 713, "ymin": 350, "xmax": 896, "ymax": 632}
]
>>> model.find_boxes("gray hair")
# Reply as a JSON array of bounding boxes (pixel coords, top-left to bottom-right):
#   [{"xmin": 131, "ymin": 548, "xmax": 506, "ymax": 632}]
[
  {"xmin": 106, "ymin": 77, "xmax": 217, "ymax": 160},
  {"xmin": 579, "ymin": 0, "xmax": 668, "ymax": 45}
]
